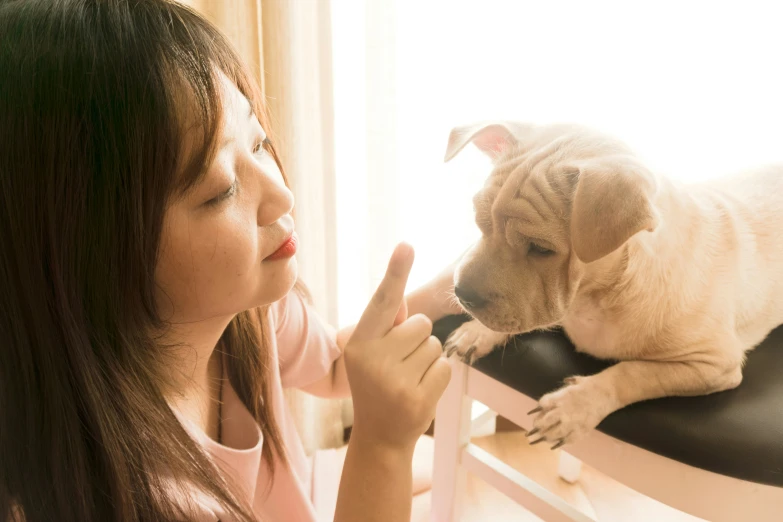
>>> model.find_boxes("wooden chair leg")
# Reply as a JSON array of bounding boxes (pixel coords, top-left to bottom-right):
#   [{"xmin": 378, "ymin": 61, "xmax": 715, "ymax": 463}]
[{"xmin": 431, "ymin": 360, "xmax": 473, "ymax": 522}]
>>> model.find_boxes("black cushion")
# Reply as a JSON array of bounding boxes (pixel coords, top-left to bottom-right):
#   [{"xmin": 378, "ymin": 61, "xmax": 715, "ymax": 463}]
[{"xmin": 432, "ymin": 315, "xmax": 783, "ymax": 487}]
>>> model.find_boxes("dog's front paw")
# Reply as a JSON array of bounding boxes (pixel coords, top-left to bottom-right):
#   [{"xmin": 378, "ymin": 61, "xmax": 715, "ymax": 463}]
[
  {"xmin": 443, "ymin": 320, "xmax": 507, "ymax": 365},
  {"xmin": 527, "ymin": 376, "xmax": 612, "ymax": 449}
]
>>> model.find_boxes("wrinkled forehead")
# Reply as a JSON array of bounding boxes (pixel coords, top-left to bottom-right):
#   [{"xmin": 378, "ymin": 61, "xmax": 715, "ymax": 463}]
[
  {"xmin": 477, "ymin": 128, "xmax": 627, "ymax": 211},
  {"xmin": 472, "ymin": 133, "xmax": 632, "ymax": 248},
  {"xmin": 474, "ymin": 140, "xmax": 573, "ymax": 219}
]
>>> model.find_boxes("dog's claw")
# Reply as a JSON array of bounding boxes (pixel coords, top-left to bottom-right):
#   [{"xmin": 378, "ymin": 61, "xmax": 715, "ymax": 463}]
[
  {"xmin": 445, "ymin": 344, "xmax": 458, "ymax": 357},
  {"xmin": 529, "ymin": 437, "xmax": 547, "ymax": 445},
  {"xmin": 526, "ymin": 428, "xmax": 540, "ymax": 437},
  {"xmin": 528, "ymin": 406, "xmax": 543, "ymax": 415},
  {"xmin": 463, "ymin": 346, "xmax": 477, "ymax": 364},
  {"xmin": 550, "ymin": 439, "xmax": 566, "ymax": 450}
]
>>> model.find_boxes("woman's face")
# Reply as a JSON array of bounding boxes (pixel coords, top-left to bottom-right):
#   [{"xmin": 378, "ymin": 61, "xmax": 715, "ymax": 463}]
[{"xmin": 155, "ymin": 74, "xmax": 297, "ymax": 325}]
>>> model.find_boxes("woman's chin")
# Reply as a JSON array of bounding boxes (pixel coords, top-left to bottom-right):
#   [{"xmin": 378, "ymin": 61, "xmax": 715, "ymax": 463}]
[{"xmin": 259, "ymin": 256, "xmax": 298, "ymax": 305}]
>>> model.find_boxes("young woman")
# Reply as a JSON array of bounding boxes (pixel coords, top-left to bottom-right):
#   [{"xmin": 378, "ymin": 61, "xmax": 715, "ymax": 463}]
[{"xmin": 0, "ymin": 1, "xmax": 461, "ymax": 520}]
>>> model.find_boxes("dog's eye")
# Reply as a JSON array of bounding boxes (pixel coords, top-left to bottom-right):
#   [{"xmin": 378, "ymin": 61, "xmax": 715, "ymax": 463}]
[{"xmin": 528, "ymin": 242, "xmax": 555, "ymax": 257}]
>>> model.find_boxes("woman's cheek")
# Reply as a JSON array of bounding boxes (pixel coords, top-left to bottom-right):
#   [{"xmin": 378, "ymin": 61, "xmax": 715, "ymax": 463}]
[{"xmin": 220, "ymin": 220, "xmax": 261, "ymax": 280}]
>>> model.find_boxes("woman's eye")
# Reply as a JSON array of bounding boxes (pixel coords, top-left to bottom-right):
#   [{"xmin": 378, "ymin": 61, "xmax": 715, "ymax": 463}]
[
  {"xmin": 528, "ymin": 242, "xmax": 555, "ymax": 257},
  {"xmin": 253, "ymin": 137, "xmax": 271, "ymax": 156},
  {"xmin": 205, "ymin": 180, "xmax": 237, "ymax": 206}
]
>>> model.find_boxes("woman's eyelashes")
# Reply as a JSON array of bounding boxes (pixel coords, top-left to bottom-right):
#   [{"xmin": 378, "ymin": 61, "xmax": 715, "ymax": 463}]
[
  {"xmin": 205, "ymin": 178, "xmax": 237, "ymax": 207},
  {"xmin": 204, "ymin": 137, "xmax": 269, "ymax": 207},
  {"xmin": 252, "ymin": 137, "xmax": 271, "ymax": 157}
]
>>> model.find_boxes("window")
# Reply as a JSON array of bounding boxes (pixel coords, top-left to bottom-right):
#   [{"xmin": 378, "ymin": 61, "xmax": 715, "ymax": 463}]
[{"xmin": 332, "ymin": 0, "xmax": 783, "ymax": 326}]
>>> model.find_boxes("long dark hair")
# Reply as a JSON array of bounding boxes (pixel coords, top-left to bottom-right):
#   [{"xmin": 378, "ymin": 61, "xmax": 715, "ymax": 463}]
[{"xmin": 0, "ymin": 1, "xmax": 289, "ymax": 520}]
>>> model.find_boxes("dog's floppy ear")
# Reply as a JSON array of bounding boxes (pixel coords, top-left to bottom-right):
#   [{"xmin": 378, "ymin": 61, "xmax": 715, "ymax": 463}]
[
  {"xmin": 444, "ymin": 121, "xmax": 518, "ymax": 162},
  {"xmin": 570, "ymin": 155, "xmax": 659, "ymax": 263}
]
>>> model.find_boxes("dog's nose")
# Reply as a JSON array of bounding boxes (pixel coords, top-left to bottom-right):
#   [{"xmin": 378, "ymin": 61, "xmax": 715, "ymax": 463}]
[{"xmin": 454, "ymin": 285, "xmax": 488, "ymax": 310}]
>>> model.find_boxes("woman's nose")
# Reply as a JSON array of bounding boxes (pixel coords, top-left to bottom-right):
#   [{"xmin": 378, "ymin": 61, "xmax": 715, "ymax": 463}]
[
  {"xmin": 251, "ymin": 151, "xmax": 294, "ymax": 226},
  {"xmin": 257, "ymin": 175, "xmax": 294, "ymax": 226}
]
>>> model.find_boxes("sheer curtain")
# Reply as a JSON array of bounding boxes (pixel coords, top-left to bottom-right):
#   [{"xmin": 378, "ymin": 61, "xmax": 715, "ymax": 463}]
[{"xmin": 332, "ymin": 0, "xmax": 783, "ymax": 327}]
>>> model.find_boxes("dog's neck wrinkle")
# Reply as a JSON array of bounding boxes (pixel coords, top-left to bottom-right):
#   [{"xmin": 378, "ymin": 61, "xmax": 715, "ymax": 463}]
[
  {"xmin": 633, "ymin": 175, "xmax": 696, "ymax": 264},
  {"xmin": 575, "ymin": 248, "xmax": 629, "ymax": 302}
]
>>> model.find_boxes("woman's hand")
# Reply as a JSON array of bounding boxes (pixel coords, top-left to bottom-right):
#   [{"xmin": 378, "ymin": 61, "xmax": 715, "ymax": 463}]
[
  {"xmin": 343, "ymin": 243, "xmax": 452, "ymax": 451},
  {"xmin": 308, "ymin": 248, "xmax": 467, "ymax": 400},
  {"xmin": 335, "ymin": 243, "xmax": 452, "ymax": 522}
]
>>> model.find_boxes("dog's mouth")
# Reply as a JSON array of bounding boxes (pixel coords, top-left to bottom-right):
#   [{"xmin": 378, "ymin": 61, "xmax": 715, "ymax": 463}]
[
  {"xmin": 454, "ymin": 285, "xmax": 519, "ymax": 331},
  {"xmin": 465, "ymin": 307, "xmax": 520, "ymax": 334},
  {"xmin": 467, "ymin": 301, "xmax": 560, "ymax": 336}
]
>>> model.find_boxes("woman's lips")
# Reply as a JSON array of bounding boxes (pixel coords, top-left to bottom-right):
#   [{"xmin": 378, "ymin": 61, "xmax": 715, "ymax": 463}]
[{"xmin": 266, "ymin": 233, "xmax": 298, "ymax": 261}]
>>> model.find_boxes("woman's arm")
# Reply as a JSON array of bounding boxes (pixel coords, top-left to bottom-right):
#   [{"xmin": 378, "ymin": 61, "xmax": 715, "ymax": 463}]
[
  {"xmin": 300, "ymin": 325, "xmax": 353, "ymax": 398},
  {"xmin": 333, "ymin": 434, "xmax": 415, "ymax": 522},
  {"xmin": 332, "ymin": 243, "xmax": 451, "ymax": 522}
]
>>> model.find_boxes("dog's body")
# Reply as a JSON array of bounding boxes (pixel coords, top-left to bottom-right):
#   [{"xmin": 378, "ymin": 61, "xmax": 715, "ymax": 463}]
[
  {"xmin": 563, "ymin": 167, "xmax": 783, "ymax": 360},
  {"xmin": 444, "ymin": 122, "xmax": 783, "ymax": 446}
]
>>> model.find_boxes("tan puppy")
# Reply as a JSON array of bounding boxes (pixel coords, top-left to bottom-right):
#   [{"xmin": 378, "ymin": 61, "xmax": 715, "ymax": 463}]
[{"xmin": 444, "ymin": 121, "xmax": 783, "ymax": 447}]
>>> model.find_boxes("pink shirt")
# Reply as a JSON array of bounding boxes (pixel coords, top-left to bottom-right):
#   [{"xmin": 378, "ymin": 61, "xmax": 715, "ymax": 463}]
[{"xmin": 179, "ymin": 292, "xmax": 344, "ymax": 521}]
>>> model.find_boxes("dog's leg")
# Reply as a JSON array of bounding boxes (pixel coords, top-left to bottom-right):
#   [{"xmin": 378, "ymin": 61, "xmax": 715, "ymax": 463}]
[
  {"xmin": 527, "ymin": 351, "xmax": 743, "ymax": 448},
  {"xmin": 443, "ymin": 319, "xmax": 510, "ymax": 365}
]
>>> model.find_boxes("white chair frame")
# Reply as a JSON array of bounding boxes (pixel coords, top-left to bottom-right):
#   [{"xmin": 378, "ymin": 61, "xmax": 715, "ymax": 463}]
[{"xmin": 431, "ymin": 360, "xmax": 783, "ymax": 522}]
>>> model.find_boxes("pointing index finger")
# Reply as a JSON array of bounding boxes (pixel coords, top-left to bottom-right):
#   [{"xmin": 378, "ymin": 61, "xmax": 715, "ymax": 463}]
[{"xmin": 352, "ymin": 243, "xmax": 414, "ymax": 341}]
